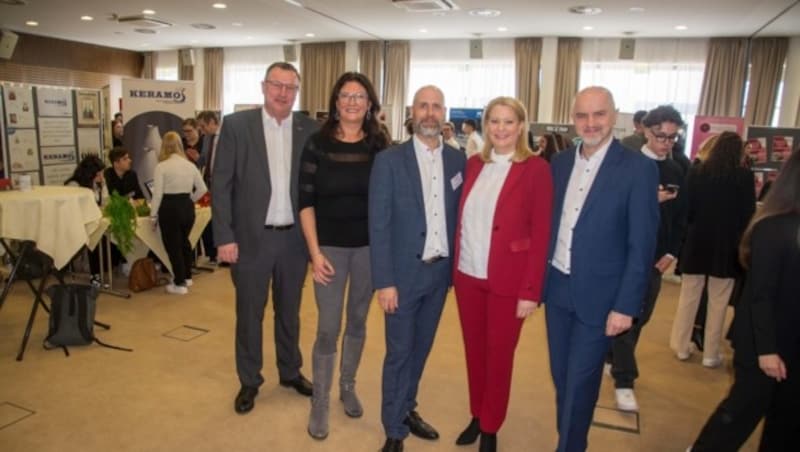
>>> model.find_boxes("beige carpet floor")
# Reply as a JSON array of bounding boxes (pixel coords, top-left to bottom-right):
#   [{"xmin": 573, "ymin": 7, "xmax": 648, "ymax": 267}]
[{"xmin": 0, "ymin": 265, "xmax": 759, "ymax": 451}]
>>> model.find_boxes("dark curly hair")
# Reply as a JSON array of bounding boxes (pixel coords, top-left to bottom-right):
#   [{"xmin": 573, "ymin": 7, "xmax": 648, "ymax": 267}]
[
  {"xmin": 65, "ymin": 154, "xmax": 105, "ymax": 188},
  {"xmin": 320, "ymin": 71, "xmax": 389, "ymax": 151}
]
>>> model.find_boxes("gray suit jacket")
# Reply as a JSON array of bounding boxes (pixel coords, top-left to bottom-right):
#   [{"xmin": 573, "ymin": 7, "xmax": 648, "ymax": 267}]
[{"xmin": 212, "ymin": 108, "xmax": 318, "ymax": 259}]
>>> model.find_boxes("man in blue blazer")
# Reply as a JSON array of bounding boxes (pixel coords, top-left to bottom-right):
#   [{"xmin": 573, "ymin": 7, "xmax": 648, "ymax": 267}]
[
  {"xmin": 369, "ymin": 85, "xmax": 466, "ymax": 452},
  {"xmin": 543, "ymin": 86, "xmax": 659, "ymax": 452}
]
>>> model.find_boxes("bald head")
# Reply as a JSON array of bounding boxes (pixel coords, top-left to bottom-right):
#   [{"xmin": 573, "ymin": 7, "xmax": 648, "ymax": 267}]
[
  {"xmin": 411, "ymin": 85, "xmax": 446, "ymax": 139},
  {"xmin": 572, "ymin": 86, "xmax": 616, "ymax": 114},
  {"xmin": 571, "ymin": 86, "xmax": 618, "ymax": 155}
]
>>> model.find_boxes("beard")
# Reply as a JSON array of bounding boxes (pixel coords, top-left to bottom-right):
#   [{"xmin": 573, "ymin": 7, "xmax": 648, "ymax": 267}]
[{"xmin": 414, "ymin": 118, "xmax": 442, "ymax": 138}]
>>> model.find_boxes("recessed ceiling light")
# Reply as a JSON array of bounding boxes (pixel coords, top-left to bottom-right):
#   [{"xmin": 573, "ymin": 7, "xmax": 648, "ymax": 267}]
[
  {"xmin": 212, "ymin": 3, "xmax": 227, "ymax": 8},
  {"xmin": 497, "ymin": 27, "xmax": 508, "ymax": 32},
  {"xmin": 583, "ymin": 26, "xmax": 594, "ymax": 31},
  {"xmin": 419, "ymin": 28, "xmax": 428, "ymax": 33},
  {"xmin": 629, "ymin": 7, "xmax": 645, "ymax": 13},
  {"xmin": 232, "ymin": 22, "xmax": 243, "ymax": 27},
  {"xmin": 142, "ymin": 9, "xmax": 155, "ymax": 15},
  {"xmin": 305, "ymin": 32, "xmax": 315, "ymax": 37},
  {"xmin": 25, "ymin": 20, "xmax": 38, "ymax": 26},
  {"xmin": 81, "ymin": 15, "xmax": 93, "ymax": 21},
  {"xmin": 468, "ymin": 8, "xmax": 501, "ymax": 17},
  {"xmin": 568, "ymin": 6, "xmax": 603, "ymax": 15},
  {"xmin": 191, "ymin": 23, "xmax": 216, "ymax": 30},
  {"xmin": 245, "ymin": 36, "xmax": 253, "ymax": 40},
  {"xmin": 622, "ymin": 30, "xmax": 637, "ymax": 36},
  {"xmin": 675, "ymin": 25, "xmax": 688, "ymax": 30},
  {"xmin": 190, "ymin": 40, "xmax": 199, "ymax": 43},
  {"xmin": 285, "ymin": 0, "xmax": 303, "ymax": 7}
]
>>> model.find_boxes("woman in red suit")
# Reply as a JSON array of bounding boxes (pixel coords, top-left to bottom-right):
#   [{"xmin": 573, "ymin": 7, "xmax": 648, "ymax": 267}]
[{"xmin": 453, "ymin": 97, "xmax": 553, "ymax": 452}]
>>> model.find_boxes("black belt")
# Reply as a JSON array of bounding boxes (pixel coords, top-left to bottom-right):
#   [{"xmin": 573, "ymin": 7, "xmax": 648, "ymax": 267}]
[
  {"xmin": 421, "ymin": 255, "xmax": 446, "ymax": 264},
  {"xmin": 264, "ymin": 224, "xmax": 294, "ymax": 231}
]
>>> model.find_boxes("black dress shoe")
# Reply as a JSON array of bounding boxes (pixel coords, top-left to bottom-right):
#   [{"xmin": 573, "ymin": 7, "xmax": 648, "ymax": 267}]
[
  {"xmin": 479, "ymin": 432, "xmax": 496, "ymax": 452},
  {"xmin": 234, "ymin": 386, "xmax": 258, "ymax": 414},
  {"xmin": 456, "ymin": 417, "xmax": 480, "ymax": 445},
  {"xmin": 380, "ymin": 438, "xmax": 403, "ymax": 452},
  {"xmin": 279, "ymin": 373, "xmax": 313, "ymax": 397},
  {"xmin": 404, "ymin": 410, "xmax": 439, "ymax": 440}
]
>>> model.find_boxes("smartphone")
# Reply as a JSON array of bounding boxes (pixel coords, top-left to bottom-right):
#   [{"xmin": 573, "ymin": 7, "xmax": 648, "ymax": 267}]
[{"xmin": 664, "ymin": 184, "xmax": 680, "ymax": 194}]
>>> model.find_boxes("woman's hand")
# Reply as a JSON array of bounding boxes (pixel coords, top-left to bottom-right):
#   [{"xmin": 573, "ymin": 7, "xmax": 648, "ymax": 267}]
[
  {"xmin": 516, "ymin": 299, "xmax": 538, "ymax": 319},
  {"xmin": 311, "ymin": 251, "xmax": 335, "ymax": 285},
  {"xmin": 759, "ymin": 354, "xmax": 787, "ymax": 381}
]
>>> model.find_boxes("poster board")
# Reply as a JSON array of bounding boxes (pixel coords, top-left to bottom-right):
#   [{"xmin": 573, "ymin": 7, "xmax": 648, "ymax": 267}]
[{"xmin": 690, "ymin": 116, "xmax": 745, "ymax": 159}]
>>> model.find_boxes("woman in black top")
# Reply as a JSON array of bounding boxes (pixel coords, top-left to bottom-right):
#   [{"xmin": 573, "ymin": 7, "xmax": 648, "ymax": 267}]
[
  {"xmin": 299, "ymin": 72, "xmax": 390, "ymax": 439},
  {"xmin": 65, "ymin": 155, "xmax": 109, "ymax": 286},
  {"xmin": 690, "ymin": 149, "xmax": 800, "ymax": 452},
  {"xmin": 670, "ymin": 132, "xmax": 755, "ymax": 367}
]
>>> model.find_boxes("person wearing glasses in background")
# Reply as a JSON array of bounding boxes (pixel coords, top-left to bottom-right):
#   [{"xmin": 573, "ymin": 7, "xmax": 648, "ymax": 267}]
[
  {"xmin": 212, "ymin": 62, "xmax": 319, "ymax": 415},
  {"xmin": 605, "ymin": 105, "xmax": 688, "ymax": 412},
  {"xmin": 181, "ymin": 118, "xmax": 205, "ymax": 169},
  {"xmin": 299, "ymin": 72, "xmax": 390, "ymax": 440}
]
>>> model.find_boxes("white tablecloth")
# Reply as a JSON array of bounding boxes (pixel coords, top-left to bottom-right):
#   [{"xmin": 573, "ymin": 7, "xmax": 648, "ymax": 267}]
[{"xmin": 0, "ymin": 186, "xmax": 105, "ymax": 269}]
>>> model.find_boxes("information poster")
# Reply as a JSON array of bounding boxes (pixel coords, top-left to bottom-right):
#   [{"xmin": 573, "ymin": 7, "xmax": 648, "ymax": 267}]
[
  {"xmin": 747, "ymin": 126, "xmax": 800, "ymax": 170},
  {"xmin": 41, "ymin": 146, "xmax": 77, "ymax": 165},
  {"xmin": 43, "ymin": 163, "xmax": 77, "ymax": 186},
  {"xmin": 38, "ymin": 117, "xmax": 75, "ymax": 146},
  {"xmin": 77, "ymin": 127, "xmax": 102, "ymax": 160},
  {"xmin": 76, "ymin": 90, "xmax": 101, "ymax": 126},
  {"xmin": 691, "ymin": 116, "xmax": 745, "ymax": 159},
  {"xmin": 7, "ymin": 128, "xmax": 40, "ymax": 171},
  {"xmin": 36, "ymin": 87, "xmax": 73, "ymax": 117},
  {"xmin": 2, "ymin": 84, "xmax": 35, "ymax": 128}
]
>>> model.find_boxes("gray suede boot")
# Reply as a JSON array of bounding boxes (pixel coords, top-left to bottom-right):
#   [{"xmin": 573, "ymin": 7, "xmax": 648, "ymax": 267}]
[
  {"xmin": 308, "ymin": 351, "xmax": 335, "ymax": 440},
  {"xmin": 339, "ymin": 335, "xmax": 365, "ymax": 418}
]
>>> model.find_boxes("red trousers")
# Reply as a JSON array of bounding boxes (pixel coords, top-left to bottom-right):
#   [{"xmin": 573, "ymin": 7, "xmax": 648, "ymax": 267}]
[{"xmin": 454, "ymin": 270, "xmax": 525, "ymax": 433}]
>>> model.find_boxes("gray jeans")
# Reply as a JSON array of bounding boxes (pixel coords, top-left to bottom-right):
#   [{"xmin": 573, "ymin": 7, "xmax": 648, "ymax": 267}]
[{"xmin": 313, "ymin": 246, "xmax": 373, "ymax": 354}]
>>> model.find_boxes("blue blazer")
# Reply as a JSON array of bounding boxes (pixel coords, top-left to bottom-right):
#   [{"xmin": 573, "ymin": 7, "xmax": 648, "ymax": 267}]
[
  {"xmin": 544, "ymin": 139, "xmax": 660, "ymax": 326},
  {"xmin": 369, "ymin": 139, "xmax": 466, "ymax": 292}
]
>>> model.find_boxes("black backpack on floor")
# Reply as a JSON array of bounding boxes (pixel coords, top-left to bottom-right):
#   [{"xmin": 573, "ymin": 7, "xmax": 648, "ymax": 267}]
[{"xmin": 44, "ymin": 284, "xmax": 132, "ymax": 356}]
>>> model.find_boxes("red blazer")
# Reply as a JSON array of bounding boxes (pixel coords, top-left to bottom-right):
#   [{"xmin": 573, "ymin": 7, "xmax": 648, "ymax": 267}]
[{"xmin": 454, "ymin": 154, "xmax": 553, "ymax": 301}]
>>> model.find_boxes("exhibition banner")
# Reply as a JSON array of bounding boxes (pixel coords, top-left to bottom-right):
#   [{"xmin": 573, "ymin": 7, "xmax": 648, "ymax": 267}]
[{"xmin": 690, "ymin": 116, "xmax": 745, "ymax": 159}]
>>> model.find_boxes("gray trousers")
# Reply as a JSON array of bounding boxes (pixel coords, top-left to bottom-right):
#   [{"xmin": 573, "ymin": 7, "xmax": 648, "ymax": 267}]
[{"xmin": 313, "ymin": 246, "xmax": 373, "ymax": 354}]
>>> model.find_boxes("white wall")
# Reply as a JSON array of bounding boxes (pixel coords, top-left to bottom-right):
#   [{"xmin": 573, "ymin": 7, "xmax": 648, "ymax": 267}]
[{"xmin": 778, "ymin": 36, "xmax": 800, "ymax": 127}]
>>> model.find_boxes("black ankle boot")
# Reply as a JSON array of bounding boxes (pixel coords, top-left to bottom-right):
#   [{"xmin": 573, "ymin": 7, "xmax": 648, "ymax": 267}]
[
  {"xmin": 455, "ymin": 417, "xmax": 480, "ymax": 445},
  {"xmin": 479, "ymin": 432, "xmax": 497, "ymax": 452}
]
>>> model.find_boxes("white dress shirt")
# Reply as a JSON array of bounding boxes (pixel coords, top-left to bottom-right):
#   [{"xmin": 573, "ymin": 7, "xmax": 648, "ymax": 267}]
[
  {"xmin": 261, "ymin": 108, "xmax": 294, "ymax": 226},
  {"xmin": 413, "ymin": 135, "xmax": 449, "ymax": 260},
  {"xmin": 465, "ymin": 132, "xmax": 484, "ymax": 158},
  {"xmin": 551, "ymin": 139, "xmax": 612, "ymax": 274},
  {"xmin": 150, "ymin": 154, "xmax": 208, "ymax": 215},
  {"xmin": 458, "ymin": 150, "xmax": 513, "ymax": 278}
]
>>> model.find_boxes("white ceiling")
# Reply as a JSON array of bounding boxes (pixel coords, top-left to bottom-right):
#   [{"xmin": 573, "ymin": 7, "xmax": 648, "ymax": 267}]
[{"xmin": 1, "ymin": 0, "xmax": 798, "ymax": 51}]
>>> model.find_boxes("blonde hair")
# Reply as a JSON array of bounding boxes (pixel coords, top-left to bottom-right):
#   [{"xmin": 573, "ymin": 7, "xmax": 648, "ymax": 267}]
[
  {"xmin": 695, "ymin": 134, "xmax": 719, "ymax": 162},
  {"xmin": 159, "ymin": 131, "xmax": 187, "ymax": 162},
  {"xmin": 479, "ymin": 96, "xmax": 534, "ymax": 163}
]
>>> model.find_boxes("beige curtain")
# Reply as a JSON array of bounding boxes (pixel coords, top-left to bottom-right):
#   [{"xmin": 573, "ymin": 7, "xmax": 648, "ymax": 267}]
[
  {"xmin": 551, "ymin": 38, "xmax": 582, "ymax": 123},
  {"xmin": 203, "ymin": 48, "xmax": 223, "ymax": 111},
  {"xmin": 141, "ymin": 52, "xmax": 156, "ymax": 79},
  {"xmin": 745, "ymin": 37, "xmax": 789, "ymax": 126},
  {"xmin": 300, "ymin": 42, "xmax": 346, "ymax": 114},
  {"xmin": 383, "ymin": 41, "xmax": 410, "ymax": 141},
  {"xmin": 697, "ymin": 38, "xmax": 748, "ymax": 117},
  {"xmin": 515, "ymin": 37, "xmax": 542, "ymax": 122},
  {"xmin": 796, "ymin": 98, "xmax": 800, "ymax": 127},
  {"xmin": 179, "ymin": 64, "xmax": 194, "ymax": 81},
  {"xmin": 359, "ymin": 40, "xmax": 384, "ymax": 97}
]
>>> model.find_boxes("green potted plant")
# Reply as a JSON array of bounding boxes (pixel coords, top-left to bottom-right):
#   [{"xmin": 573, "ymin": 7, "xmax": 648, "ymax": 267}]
[{"xmin": 103, "ymin": 191, "xmax": 137, "ymax": 255}]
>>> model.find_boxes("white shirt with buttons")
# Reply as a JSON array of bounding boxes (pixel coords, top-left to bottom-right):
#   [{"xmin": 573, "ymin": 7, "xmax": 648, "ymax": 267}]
[
  {"xmin": 413, "ymin": 135, "xmax": 449, "ymax": 260},
  {"xmin": 261, "ymin": 108, "xmax": 295, "ymax": 226},
  {"xmin": 551, "ymin": 139, "xmax": 612, "ymax": 274}
]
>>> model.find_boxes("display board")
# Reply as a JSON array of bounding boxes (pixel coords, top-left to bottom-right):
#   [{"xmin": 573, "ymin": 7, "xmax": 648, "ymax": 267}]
[{"xmin": 691, "ymin": 116, "xmax": 745, "ymax": 159}]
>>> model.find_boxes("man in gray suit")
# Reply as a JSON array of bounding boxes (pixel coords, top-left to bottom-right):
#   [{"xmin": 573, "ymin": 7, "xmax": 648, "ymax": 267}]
[
  {"xmin": 369, "ymin": 85, "xmax": 466, "ymax": 452},
  {"xmin": 212, "ymin": 62, "xmax": 318, "ymax": 414}
]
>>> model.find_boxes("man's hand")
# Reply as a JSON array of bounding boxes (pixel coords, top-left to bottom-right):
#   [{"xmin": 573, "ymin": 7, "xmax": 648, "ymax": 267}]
[
  {"xmin": 759, "ymin": 354, "xmax": 787, "ymax": 381},
  {"xmin": 218, "ymin": 242, "xmax": 239, "ymax": 264},
  {"xmin": 186, "ymin": 148, "xmax": 200, "ymax": 162},
  {"xmin": 377, "ymin": 287, "xmax": 399, "ymax": 314},
  {"xmin": 516, "ymin": 300, "xmax": 538, "ymax": 319},
  {"xmin": 605, "ymin": 311, "xmax": 633, "ymax": 336},
  {"xmin": 654, "ymin": 254, "xmax": 675, "ymax": 273},
  {"xmin": 657, "ymin": 185, "xmax": 678, "ymax": 203}
]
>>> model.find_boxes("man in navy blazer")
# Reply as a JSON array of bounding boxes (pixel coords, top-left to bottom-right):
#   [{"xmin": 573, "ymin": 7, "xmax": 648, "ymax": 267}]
[
  {"xmin": 369, "ymin": 85, "xmax": 466, "ymax": 452},
  {"xmin": 543, "ymin": 86, "xmax": 659, "ymax": 452}
]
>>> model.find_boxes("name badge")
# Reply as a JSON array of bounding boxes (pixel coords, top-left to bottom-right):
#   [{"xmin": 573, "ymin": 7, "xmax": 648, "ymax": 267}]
[{"xmin": 451, "ymin": 172, "xmax": 463, "ymax": 191}]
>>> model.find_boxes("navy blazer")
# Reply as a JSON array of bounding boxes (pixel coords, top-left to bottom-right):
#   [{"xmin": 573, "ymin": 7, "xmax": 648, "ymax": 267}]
[
  {"xmin": 369, "ymin": 139, "xmax": 466, "ymax": 292},
  {"xmin": 544, "ymin": 139, "xmax": 660, "ymax": 326}
]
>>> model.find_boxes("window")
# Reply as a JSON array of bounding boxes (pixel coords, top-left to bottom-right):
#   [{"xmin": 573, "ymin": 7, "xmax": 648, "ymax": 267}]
[{"xmin": 222, "ymin": 46, "xmax": 296, "ymax": 114}]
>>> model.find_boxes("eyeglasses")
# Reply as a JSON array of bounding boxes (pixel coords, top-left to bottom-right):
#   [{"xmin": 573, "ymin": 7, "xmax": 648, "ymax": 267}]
[
  {"xmin": 265, "ymin": 79, "xmax": 299, "ymax": 93},
  {"xmin": 649, "ymin": 128, "xmax": 679, "ymax": 143},
  {"xmin": 338, "ymin": 92, "xmax": 368, "ymax": 104}
]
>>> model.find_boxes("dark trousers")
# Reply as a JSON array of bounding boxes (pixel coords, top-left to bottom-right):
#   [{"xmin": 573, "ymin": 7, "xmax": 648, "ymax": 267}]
[
  {"xmin": 545, "ymin": 268, "xmax": 611, "ymax": 452},
  {"xmin": 233, "ymin": 227, "xmax": 307, "ymax": 388},
  {"xmin": 692, "ymin": 359, "xmax": 799, "ymax": 452},
  {"xmin": 382, "ymin": 261, "xmax": 449, "ymax": 439},
  {"xmin": 157, "ymin": 194, "xmax": 194, "ymax": 286},
  {"xmin": 610, "ymin": 267, "xmax": 662, "ymax": 388},
  {"xmin": 201, "ymin": 223, "xmax": 216, "ymax": 260}
]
